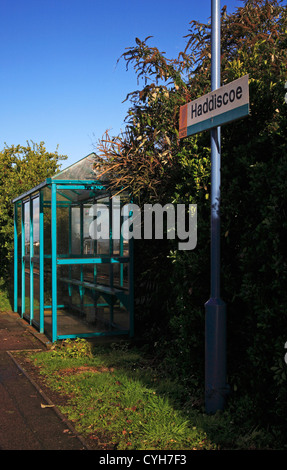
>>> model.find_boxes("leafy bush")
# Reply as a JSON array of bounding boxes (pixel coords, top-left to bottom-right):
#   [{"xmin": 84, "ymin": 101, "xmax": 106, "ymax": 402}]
[{"xmin": 95, "ymin": 0, "xmax": 287, "ymax": 432}]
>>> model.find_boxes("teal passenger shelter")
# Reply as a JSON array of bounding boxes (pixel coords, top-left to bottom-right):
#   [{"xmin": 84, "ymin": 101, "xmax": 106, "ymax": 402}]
[{"xmin": 12, "ymin": 153, "xmax": 134, "ymax": 343}]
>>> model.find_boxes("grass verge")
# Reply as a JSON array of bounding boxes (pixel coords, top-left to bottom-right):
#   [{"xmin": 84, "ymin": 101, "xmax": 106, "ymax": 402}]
[
  {"xmin": 15, "ymin": 338, "xmax": 283, "ymax": 451},
  {"xmin": 1, "ymin": 284, "xmax": 283, "ymax": 450},
  {"xmin": 25, "ymin": 339, "xmax": 214, "ymax": 450}
]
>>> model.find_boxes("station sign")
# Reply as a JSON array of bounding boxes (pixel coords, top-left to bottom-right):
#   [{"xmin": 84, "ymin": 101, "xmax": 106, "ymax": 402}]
[{"xmin": 179, "ymin": 75, "xmax": 249, "ymax": 138}]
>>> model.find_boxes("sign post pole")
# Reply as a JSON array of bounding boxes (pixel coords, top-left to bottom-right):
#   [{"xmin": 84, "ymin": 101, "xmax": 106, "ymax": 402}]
[
  {"xmin": 178, "ymin": 0, "xmax": 249, "ymax": 414},
  {"xmin": 204, "ymin": 0, "xmax": 228, "ymax": 414}
]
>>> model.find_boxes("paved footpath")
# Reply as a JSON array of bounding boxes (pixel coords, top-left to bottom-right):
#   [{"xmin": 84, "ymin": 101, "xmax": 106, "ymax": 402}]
[{"xmin": 0, "ymin": 309, "xmax": 89, "ymax": 450}]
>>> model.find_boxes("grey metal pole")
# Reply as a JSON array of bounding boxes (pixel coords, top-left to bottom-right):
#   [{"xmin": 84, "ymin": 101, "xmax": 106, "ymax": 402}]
[{"xmin": 204, "ymin": 0, "xmax": 228, "ymax": 414}]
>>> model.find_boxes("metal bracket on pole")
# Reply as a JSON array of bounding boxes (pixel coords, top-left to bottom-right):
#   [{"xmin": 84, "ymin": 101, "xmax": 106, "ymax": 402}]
[{"xmin": 204, "ymin": 0, "xmax": 229, "ymax": 414}]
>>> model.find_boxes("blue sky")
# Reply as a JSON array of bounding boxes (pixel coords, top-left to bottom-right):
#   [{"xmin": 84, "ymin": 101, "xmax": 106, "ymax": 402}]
[{"xmin": 0, "ymin": 0, "xmax": 241, "ymax": 168}]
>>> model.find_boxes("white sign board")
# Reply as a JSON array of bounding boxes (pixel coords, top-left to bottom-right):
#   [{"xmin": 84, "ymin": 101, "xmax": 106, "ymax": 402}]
[{"xmin": 179, "ymin": 75, "xmax": 249, "ymax": 138}]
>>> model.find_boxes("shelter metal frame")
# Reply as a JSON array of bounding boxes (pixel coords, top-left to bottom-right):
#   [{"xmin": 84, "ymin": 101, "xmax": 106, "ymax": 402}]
[{"xmin": 12, "ymin": 155, "xmax": 134, "ymax": 343}]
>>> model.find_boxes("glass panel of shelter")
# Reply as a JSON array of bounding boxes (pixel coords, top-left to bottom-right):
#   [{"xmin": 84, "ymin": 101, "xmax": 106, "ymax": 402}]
[
  {"xmin": 16, "ymin": 202, "xmax": 22, "ymax": 314},
  {"xmin": 23, "ymin": 199, "xmax": 30, "ymax": 320},
  {"xmin": 53, "ymin": 188, "xmax": 131, "ymax": 338},
  {"xmin": 32, "ymin": 196, "xmax": 40, "ymax": 327},
  {"xmin": 20, "ymin": 194, "xmax": 40, "ymax": 326}
]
